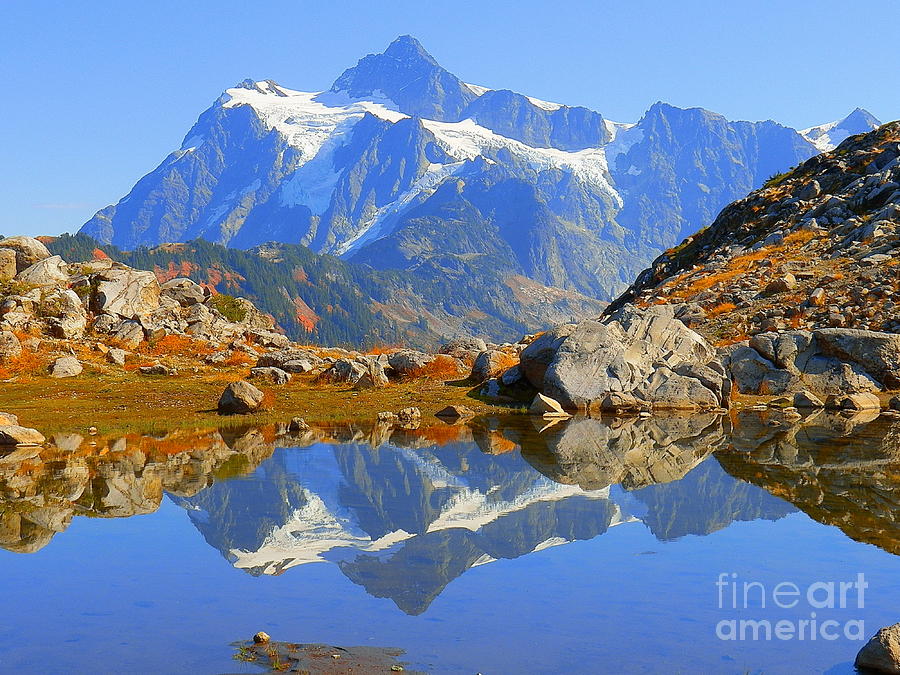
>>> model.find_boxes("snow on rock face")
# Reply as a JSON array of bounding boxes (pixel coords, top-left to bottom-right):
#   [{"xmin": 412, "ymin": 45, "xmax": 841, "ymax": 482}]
[
  {"xmin": 222, "ymin": 82, "xmax": 407, "ymax": 162},
  {"xmin": 220, "ymin": 81, "xmax": 624, "ymax": 255},
  {"xmin": 421, "ymin": 118, "xmax": 620, "ymax": 202},
  {"xmin": 800, "ymin": 108, "xmax": 881, "ymax": 152}
]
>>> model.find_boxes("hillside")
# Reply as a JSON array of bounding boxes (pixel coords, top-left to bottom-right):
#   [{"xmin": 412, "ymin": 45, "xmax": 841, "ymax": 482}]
[
  {"xmin": 78, "ymin": 36, "xmax": 878, "ymax": 308},
  {"xmin": 607, "ymin": 121, "xmax": 900, "ymax": 345},
  {"xmin": 47, "ymin": 233, "xmax": 603, "ymax": 347}
]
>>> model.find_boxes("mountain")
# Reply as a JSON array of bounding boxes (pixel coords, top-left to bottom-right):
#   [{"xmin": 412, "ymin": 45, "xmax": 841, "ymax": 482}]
[
  {"xmin": 78, "ymin": 35, "xmax": 881, "ymax": 325},
  {"xmin": 607, "ymin": 120, "xmax": 900, "ymax": 343},
  {"xmin": 800, "ymin": 108, "xmax": 883, "ymax": 152}
]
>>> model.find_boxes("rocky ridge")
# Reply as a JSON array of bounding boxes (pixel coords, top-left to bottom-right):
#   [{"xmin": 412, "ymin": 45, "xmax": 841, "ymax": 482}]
[
  {"xmin": 0, "ymin": 236, "xmax": 285, "ymax": 368},
  {"xmin": 608, "ymin": 121, "xmax": 900, "ymax": 340}
]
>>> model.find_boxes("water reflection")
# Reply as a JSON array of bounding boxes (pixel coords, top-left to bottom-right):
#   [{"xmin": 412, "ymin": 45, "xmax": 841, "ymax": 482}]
[
  {"xmin": 720, "ymin": 409, "xmax": 900, "ymax": 555},
  {"xmin": 2, "ymin": 412, "xmax": 900, "ymax": 617}
]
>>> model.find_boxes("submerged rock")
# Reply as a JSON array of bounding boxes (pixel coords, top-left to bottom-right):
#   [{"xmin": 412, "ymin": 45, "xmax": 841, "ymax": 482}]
[
  {"xmin": 528, "ymin": 393, "xmax": 570, "ymax": 418},
  {"xmin": 856, "ymin": 623, "xmax": 900, "ymax": 674},
  {"xmin": 435, "ymin": 405, "xmax": 475, "ymax": 421}
]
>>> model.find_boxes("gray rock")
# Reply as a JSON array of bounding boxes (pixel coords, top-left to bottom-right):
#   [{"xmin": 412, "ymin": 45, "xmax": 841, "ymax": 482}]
[
  {"xmin": 439, "ymin": 337, "xmax": 487, "ymax": 360},
  {"xmin": 139, "ymin": 364, "xmax": 175, "ymax": 376},
  {"xmin": 288, "ymin": 417, "xmax": 310, "ymax": 432},
  {"xmin": 435, "ymin": 405, "xmax": 475, "ymax": 421},
  {"xmin": 856, "ymin": 623, "xmax": 900, "ymax": 674},
  {"xmin": 218, "ymin": 381, "xmax": 265, "ymax": 414},
  {"xmin": 890, "ymin": 396, "xmax": 900, "ymax": 412},
  {"xmin": 247, "ymin": 330, "xmax": 290, "ymax": 349},
  {"xmin": 328, "ymin": 358, "xmax": 369, "ymax": 384},
  {"xmin": 256, "ymin": 349, "xmax": 323, "ymax": 372},
  {"xmin": 793, "ymin": 390, "xmax": 825, "ymax": 408},
  {"xmin": 765, "ymin": 273, "xmax": 797, "ymax": 294},
  {"xmin": 160, "ymin": 277, "xmax": 207, "ymax": 306},
  {"xmin": 537, "ymin": 306, "xmax": 722, "ymax": 411},
  {"xmin": 0, "ymin": 425, "xmax": 45, "ymax": 446},
  {"xmin": 824, "ymin": 392, "xmax": 881, "ymax": 411},
  {"xmin": 249, "ymin": 366, "xmax": 291, "ymax": 385},
  {"xmin": 500, "ymin": 364, "xmax": 524, "ymax": 387},
  {"xmin": 111, "ymin": 319, "xmax": 146, "ymax": 348},
  {"xmin": 387, "ymin": 350, "xmax": 435, "ymax": 375},
  {"xmin": 724, "ymin": 330, "xmax": 886, "ymax": 396},
  {"xmin": 471, "ymin": 350, "xmax": 511, "ymax": 383},
  {"xmin": 0, "ymin": 249, "xmax": 17, "ymax": 281},
  {"xmin": 106, "ymin": 348, "xmax": 127, "ymax": 366},
  {"xmin": 396, "ymin": 407, "xmax": 421, "ymax": 424},
  {"xmin": 0, "ymin": 330, "xmax": 22, "ymax": 360},
  {"xmin": 0, "ymin": 236, "xmax": 51, "ymax": 273},
  {"xmin": 14, "ymin": 256, "xmax": 69, "ymax": 287},
  {"xmin": 354, "ymin": 361, "xmax": 389, "ymax": 389},
  {"xmin": 528, "ymin": 393, "xmax": 570, "ymax": 418},
  {"xmin": 48, "ymin": 357, "xmax": 82, "ymax": 378},
  {"xmin": 596, "ymin": 392, "xmax": 650, "ymax": 413},
  {"xmin": 44, "ymin": 289, "xmax": 88, "ymax": 339},
  {"xmin": 92, "ymin": 267, "xmax": 161, "ymax": 319},
  {"xmin": 814, "ymin": 328, "xmax": 900, "ymax": 389},
  {"xmin": 519, "ymin": 324, "xmax": 577, "ymax": 389}
]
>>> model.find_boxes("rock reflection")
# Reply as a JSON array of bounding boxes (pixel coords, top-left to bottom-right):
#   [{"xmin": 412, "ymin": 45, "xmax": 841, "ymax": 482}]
[
  {"xmin": 719, "ymin": 410, "xmax": 900, "ymax": 554},
  {"xmin": 0, "ymin": 426, "xmax": 277, "ymax": 553}
]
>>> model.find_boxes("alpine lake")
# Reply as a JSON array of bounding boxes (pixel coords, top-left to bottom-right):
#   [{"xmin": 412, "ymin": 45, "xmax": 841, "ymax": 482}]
[{"xmin": 2, "ymin": 409, "xmax": 899, "ymax": 674}]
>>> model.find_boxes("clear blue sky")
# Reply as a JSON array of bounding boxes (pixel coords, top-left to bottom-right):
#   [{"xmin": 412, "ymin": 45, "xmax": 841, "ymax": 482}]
[{"xmin": 3, "ymin": 0, "xmax": 898, "ymax": 238}]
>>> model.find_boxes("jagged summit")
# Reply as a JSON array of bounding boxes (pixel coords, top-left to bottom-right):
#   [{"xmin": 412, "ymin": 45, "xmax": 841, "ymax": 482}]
[
  {"xmin": 381, "ymin": 34, "xmax": 438, "ymax": 65},
  {"xmin": 234, "ymin": 79, "xmax": 288, "ymax": 96},
  {"xmin": 329, "ymin": 34, "xmax": 474, "ymax": 121}
]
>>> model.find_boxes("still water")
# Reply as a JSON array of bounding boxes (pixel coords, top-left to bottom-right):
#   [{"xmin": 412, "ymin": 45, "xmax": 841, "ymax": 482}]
[{"xmin": 1, "ymin": 412, "xmax": 899, "ymax": 674}]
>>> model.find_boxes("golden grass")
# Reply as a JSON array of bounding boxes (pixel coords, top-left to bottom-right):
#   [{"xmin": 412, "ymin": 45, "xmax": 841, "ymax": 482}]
[
  {"xmin": 0, "ymin": 368, "xmax": 522, "ymax": 436},
  {"xmin": 408, "ymin": 354, "xmax": 469, "ymax": 380}
]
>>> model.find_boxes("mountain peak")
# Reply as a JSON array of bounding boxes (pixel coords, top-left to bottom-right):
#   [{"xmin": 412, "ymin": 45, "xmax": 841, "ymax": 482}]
[
  {"xmin": 329, "ymin": 35, "xmax": 475, "ymax": 121},
  {"xmin": 800, "ymin": 108, "xmax": 882, "ymax": 152},
  {"xmin": 382, "ymin": 34, "xmax": 437, "ymax": 65},
  {"xmin": 840, "ymin": 107, "xmax": 880, "ymax": 129}
]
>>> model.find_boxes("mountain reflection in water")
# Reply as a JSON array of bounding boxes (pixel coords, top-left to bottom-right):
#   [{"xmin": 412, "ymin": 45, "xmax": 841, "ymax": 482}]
[{"xmin": 2, "ymin": 411, "xmax": 899, "ymax": 616}]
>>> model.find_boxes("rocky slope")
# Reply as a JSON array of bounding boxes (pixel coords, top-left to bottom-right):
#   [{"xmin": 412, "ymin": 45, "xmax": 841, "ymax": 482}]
[
  {"xmin": 78, "ymin": 36, "xmax": 878, "ymax": 308},
  {"xmin": 607, "ymin": 121, "xmax": 900, "ymax": 342},
  {"xmin": 0, "ymin": 235, "xmax": 288, "ymax": 362}
]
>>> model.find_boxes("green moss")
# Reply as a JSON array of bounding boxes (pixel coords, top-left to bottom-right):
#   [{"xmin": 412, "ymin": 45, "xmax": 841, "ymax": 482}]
[{"xmin": 207, "ymin": 294, "xmax": 247, "ymax": 323}]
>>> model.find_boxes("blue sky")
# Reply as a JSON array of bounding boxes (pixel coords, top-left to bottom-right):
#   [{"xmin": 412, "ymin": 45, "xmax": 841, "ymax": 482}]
[{"xmin": 3, "ymin": 0, "xmax": 898, "ymax": 238}]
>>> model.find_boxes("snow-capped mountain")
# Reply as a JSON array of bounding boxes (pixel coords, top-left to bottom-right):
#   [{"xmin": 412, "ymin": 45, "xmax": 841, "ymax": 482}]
[
  {"xmin": 80, "ymin": 35, "xmax": 881, "ymax": 305},
  {"xmin": 800, "ymin": 108, "xmax": 882, "ymax": 152}
]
